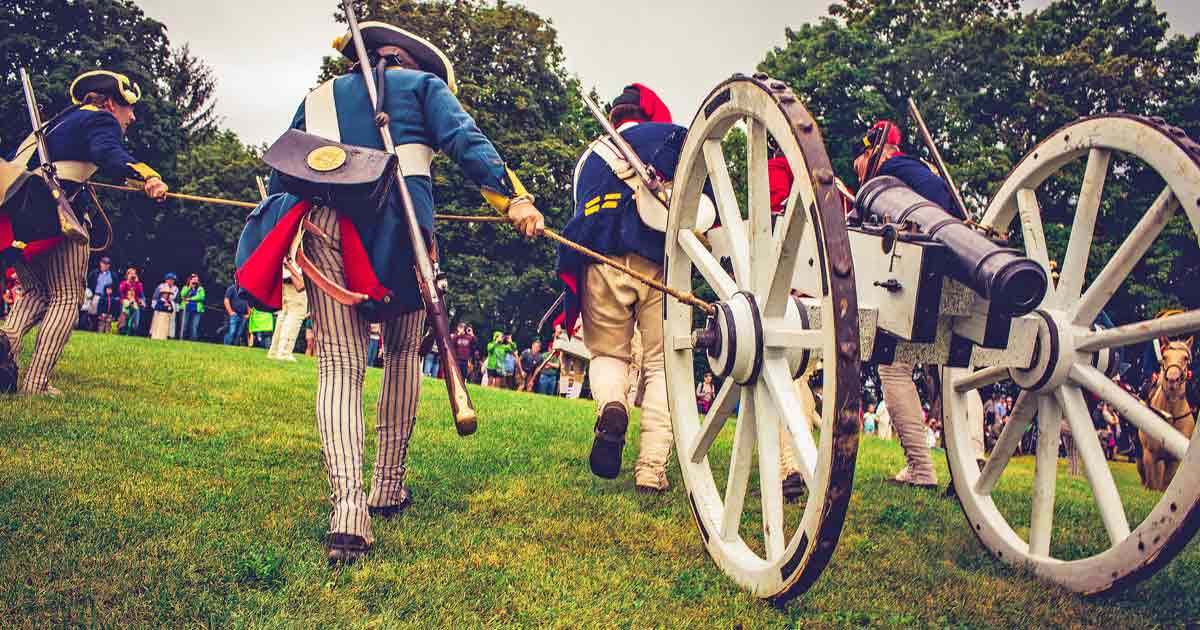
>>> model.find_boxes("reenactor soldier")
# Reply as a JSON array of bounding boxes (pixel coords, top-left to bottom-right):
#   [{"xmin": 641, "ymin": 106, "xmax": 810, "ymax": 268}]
[
  {"xmin": 237, "ymin": 22, "xmax": 542, "ymax": 565},
  {"xmin": 557, "ymin": 83, "xmax": 684, "ymax": 493},
  {"xmin": 0, "ymin": 70, "xmax": 168, "ymax": 395},
  {"xmin": 854, "ymin": 120, "xmax": 956, "ymax": 488}
]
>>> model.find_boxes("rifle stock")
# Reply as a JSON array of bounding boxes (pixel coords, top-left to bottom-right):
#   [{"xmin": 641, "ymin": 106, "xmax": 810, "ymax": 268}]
[{"xmin": 341, "ymin": 0, "xmax": 476, "ymax": 436}]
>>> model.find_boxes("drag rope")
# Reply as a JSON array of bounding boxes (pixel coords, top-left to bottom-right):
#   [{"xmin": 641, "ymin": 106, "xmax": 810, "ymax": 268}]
[{"xmin": 89, "ymin": 182, "xmax": 716, "ymax": 315}]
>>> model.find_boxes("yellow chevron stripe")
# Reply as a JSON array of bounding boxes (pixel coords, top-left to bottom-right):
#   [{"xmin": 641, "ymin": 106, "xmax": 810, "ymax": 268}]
[{"xmin": 601, "ymin": 201, "xmax": 619, "ymax": 209}]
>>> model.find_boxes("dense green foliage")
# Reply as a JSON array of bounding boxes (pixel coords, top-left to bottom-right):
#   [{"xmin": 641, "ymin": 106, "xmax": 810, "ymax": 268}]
[
  {"xmin": 2, "ymin": 332, "xmax": 1198, "ymax": 626},
  {"xmin": 759, "ymin": 0, "xmax": 1200, "ymax": 321}
]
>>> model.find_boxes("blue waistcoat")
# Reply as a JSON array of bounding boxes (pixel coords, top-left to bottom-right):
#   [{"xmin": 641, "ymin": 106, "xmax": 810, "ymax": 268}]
[{"xmin": 556, "ymin": 122, "xmax": 687, "ymax": 277}]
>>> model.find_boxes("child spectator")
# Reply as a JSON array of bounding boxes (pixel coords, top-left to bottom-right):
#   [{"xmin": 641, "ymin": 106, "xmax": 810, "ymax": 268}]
[
  {"xmin": 696, "ymin": 372, "xmax": 716, "ymax": 413},
  {"xmin": 149, "ymin": 288, "xmax": 175, "ymax": 340},
  {"xmin": 119, "ymin": 288, "xmax": 139, "ymax": 335},
  {"xmin": 96, "ymin": 285, "xmax": 120, "ymax": 333}
]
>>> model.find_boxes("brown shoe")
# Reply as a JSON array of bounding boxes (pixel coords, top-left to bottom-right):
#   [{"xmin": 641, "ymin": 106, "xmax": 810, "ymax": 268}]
[
  {"xmin": 885, "ymin": 478, "xmax": 937, "ymax": 490},
  {"xmin": 368, "ymin": 489, "xmax": 412, "ymax": 520},
  {"xmin": 782, "ymin": 472, "xmax": 807, "ymax": 503},
  {"xmin": 636, "ymin": 484, "xmax": 666, "ymax": 495},
  {"xmin": 325, "ymin": 533, "xmax": 371, "ymax": 566},
  {"xmin": 589, "ymin": 401, "xmax": 628, "ymax": 479}
]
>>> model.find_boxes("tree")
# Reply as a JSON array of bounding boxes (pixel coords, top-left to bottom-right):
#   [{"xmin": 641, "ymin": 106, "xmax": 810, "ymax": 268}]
[
  {"xmin": 0, "ymin": 0, "xmax": 244, "ymax": 294},
  {"xmin": 329, "ymin": 0, "xmax": 590, "ymax": 344},
  {"xmin": 759, "ymin": 0, "xmax": 1200, "ymax": 322}
]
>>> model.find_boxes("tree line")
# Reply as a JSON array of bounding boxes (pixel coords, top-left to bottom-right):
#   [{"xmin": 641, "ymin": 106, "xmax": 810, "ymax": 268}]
[{"xmin": 1, "ymin": 0, "xmax": 1196, "ymax": 344}]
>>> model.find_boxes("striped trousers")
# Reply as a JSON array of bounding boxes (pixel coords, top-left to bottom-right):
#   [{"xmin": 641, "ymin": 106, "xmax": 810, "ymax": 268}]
[
  {"xmin": 0, "ymin": 239, "xmax": 89, "ymax": 393},
  {"xmin": 305, "ymin": 206, "xmax": 425, "ymax": 544}
]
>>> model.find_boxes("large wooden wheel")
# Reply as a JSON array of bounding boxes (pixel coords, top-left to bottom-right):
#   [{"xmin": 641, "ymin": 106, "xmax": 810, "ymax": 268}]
[
  {"xmin": 943, "ymin": 114, "xmax": 1200, "ymax": 594},
  {"xmin": 663, "ymin": 74, "xmax": 861, "ymax": 603}
]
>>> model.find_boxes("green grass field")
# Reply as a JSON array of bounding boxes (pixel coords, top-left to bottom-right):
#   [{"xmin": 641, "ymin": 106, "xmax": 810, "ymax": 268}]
[{"xmin": 1, "ymin": 331, "xmax": 1197, "ymax": 628}]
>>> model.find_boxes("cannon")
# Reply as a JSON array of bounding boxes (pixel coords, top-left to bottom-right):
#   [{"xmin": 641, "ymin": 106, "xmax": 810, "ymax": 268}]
[{"xmin": 658, "ymin": 74, "xmax": 1200, "ymax": 603}]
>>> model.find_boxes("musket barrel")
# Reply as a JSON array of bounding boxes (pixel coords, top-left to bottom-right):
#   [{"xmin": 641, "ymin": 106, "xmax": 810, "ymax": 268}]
[{"xmin": 856, "ymin": 176, "xmax": 1047, "ymax": 316}]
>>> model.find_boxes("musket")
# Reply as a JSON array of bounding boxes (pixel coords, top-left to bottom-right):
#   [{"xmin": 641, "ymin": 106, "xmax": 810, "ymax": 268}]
[
  {"xmin": 341, "ymin": 0, "xmax": 476, "ymax": 436},
  {"xmin": 580, "ymin": 93, "xmax": 669, "ymax": 208},
  {"xmin": 907, "ymin": 97, "xmax": 970, "ymax": 220},
  {"xmin": 255, "ymin": 175, "xmax": 268, "ymax": 201},
  {"xmin": 19, "ymin": 68, "xmax": 88, "ymax": 244}
]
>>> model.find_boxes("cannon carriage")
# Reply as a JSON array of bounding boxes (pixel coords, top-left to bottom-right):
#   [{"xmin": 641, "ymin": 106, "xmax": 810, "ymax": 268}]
[{"xmin": 659, "ymin": 73, "xmax": 1200, "ymax": 603}]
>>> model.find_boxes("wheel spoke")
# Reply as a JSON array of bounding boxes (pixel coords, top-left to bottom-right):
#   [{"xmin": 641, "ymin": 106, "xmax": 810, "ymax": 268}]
[
  {"xmin": 953, "ymin": 366, "xmax": 1008, "ymax": 394},
  {"xmin": 1070, "ymin": 363, "xmax": 1191, "ymax": 460},
  {"xmin": 976, "ymin": 391, "xmax": 1037, "ymax": 495},
  {"xmin": 703, "ymin": 140, "xmax": 751, "ymax": 285},
  {"xmin": 1057, "ymin": 149, "xmax": 1111, "ymax": 306},
  {"xmin": 678, "ymin": 229, "xmax": 738, "ymax": 301},
  {"xmin": 762, "ymin": 318, "xmax": 823, "ymax": 350},
  {"xmin": 1016, "ymin": 188, "xmax": 1055, "ymax": 303},
  {"xmin": 760, "ymin": 357, "xmax": 818, "ymax": 483},
  {"xmin": 1057, "ymin": 385, "xmax": 1131, "ymax": 545},
  {"xmin": 747, "ymin": 119, "xmax": 774, "ymax": 297},
  {"xmin": 690, "ymin": 379, "xmax": 740, "ymax": 464},
  {"xmin": 1073, "ymin": 187, "xmax": 1178, "ymax": 326},
  {"xmin": 1075, "ymin": 310, "xmax": 1200, "ymax": 353},
  {"xmin": 753, "ymin": 384, "xmax": 786, "ymax": 559},
  {"xmin": 1029, "ymin": 395, "xmax": 1062, "ymax": 557},
  {"xmin": 720, "ymin": 387, "xmax": 756, "ymax": 541}
]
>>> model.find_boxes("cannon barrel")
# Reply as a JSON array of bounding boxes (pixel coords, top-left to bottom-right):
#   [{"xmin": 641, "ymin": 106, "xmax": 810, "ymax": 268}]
[{"xmin": 856, "ymin": 176, "xmax": 1047, "ymax": 316}]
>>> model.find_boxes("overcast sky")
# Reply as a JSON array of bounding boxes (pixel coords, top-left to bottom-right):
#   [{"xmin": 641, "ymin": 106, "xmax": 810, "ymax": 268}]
[{"xmin": 133, "ymin": 0, "xmax": 1200, "ymax": 146}]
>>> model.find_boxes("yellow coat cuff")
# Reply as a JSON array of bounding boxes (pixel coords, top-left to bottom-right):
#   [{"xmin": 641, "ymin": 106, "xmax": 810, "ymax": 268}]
[
  {"xmin": 128, "ymin": 162, "xmax": 161, "ymax": 181},
  {"xmin": 480, "ymin": 168, "xmax": 531, "ymax": 212}
]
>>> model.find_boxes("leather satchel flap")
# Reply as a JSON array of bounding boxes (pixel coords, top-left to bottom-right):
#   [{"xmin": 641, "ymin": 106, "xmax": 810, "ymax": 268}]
[{"xmin": 263, "ymin": 129, "xmax": 396, "ymax": 186}]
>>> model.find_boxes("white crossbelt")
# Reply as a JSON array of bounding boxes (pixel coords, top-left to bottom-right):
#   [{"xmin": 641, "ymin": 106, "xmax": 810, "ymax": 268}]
[{"xmin": 305, "ymin": 78, "xmax": 434, "ymax": 178}]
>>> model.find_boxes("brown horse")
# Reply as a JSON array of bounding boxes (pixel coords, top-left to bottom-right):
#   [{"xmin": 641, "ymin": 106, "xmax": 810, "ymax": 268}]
[{"xmin": 1139, "ymin": 338, "xmax": 1196, "ymax": 490}]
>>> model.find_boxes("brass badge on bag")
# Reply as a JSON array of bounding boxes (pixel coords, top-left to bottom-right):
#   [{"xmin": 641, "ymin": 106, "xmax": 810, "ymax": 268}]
[{"xmin": 306, "ymin": 145, "xmax": 347, "ymax": 172}]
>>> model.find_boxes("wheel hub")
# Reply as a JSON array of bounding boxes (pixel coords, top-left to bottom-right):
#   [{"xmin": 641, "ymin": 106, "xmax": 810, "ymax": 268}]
[
  {"xmin": 695, "ymin": 291, "xmax": 764, "ymax": 385},
  {"xmin": 1010, "ymin": 309, "xmax": 1079, "ymax": 392}
]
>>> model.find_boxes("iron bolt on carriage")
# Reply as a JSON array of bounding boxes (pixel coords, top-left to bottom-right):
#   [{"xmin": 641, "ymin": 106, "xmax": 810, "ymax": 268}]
[{"xmin": 661, "ymin": 73, "xmax": 1200, "ymax": 603}]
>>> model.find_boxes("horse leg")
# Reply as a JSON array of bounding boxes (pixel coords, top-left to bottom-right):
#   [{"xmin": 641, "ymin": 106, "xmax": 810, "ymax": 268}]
[{"xmin": 1138, "ymin": 430, "xmax": 1152, "ymax": 489}]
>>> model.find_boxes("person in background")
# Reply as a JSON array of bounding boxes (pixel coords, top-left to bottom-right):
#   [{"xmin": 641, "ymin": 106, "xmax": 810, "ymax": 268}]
[
  {"xmin": 304, "ymin": 316, "xmax": 317, "ymax": 357},
  {"xmin": 86, "ymin": 256, "xmax": 119, "ymax": 327},
  {"xmin": 179, "ymin": 274, "xmax": 205, "ymax": 341},
  {"xmin": 119, "ymin": 287, "xmax": 139, "ymax": 335},
  {"xmin": 247, "ymin": 307, "xmax": 274, "ymax": 348},
  {"xmin": 422, "ymin": 340, "xmax": 440, "ymax": 377},
  {"xmin": 118, "ymin": 267, "xmax": 145, "ymax": 335},
  {"xmin": 485, "ymin": 331, "xmax": 510, "ymax": 389},
  {"xmin": 223, "ymin": 282, "xmax": 249, "ymax": 346},
  {"xmin": 450, "ymin": 322, "xmax": 476, "ymax": 383},
  {"xmin": 1, "ymin": 269, "xmax": 17, "ymax": 319},
  {"xmin": 503, "ymin": 334, "xmax": 521, "ymax": 389},
  {"xmin": 537, "ymin": 344, "xmax": 561, "ymax": 395},
  {"xmin": 96, "ymin": 284, "xmax": 120, "ymax": 334},
  {"xmin": 149, "ymin": 287, "xmax": 175, "ymax": 340},
  {"xmin": 519, "ymin": 339, "xmax": 544, "ymax": 391},
  {"xmin": 154, "ymin": 273, "xmax": 179, "ymax": 338},
  {"xmin": 267, "ymin": 264, "xmax": 307, "ymax": 362},
  {"xmin": 863, "ymin": 403, "xmax": 878, "ymax": 435},
  {"xmin": 696, "ymin": 372, "xmax": 716, "ymax": 413},
  {"xmin": 367, "ymin": 323, "xmax": 383, "ymax": 368}
]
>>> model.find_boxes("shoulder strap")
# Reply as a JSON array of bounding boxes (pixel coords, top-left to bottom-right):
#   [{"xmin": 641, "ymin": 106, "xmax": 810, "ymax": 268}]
[{"xmin": 304, "ymin": 79, "xmax": 341, "ymax": 141}]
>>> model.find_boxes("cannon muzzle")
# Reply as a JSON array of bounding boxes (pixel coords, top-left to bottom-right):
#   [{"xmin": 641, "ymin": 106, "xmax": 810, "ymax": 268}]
[{"xmin": 856, "ymin": 176, "xmax": 1047, "ymax": 316}]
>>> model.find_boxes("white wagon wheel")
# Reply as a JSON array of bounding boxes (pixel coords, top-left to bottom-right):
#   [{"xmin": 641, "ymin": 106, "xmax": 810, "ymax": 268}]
[
  {"xmin": 943, "ymin": 114, "xmax": 1200, "ymax": 594},
  {"xmin": 663, "ymin": 74, "xmax": 861, "ymax": 603}
]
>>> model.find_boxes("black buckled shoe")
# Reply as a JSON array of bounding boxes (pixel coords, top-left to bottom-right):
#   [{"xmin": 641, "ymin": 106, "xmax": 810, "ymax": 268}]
[
  {"xmin": 589, "ymin": 401, "xmax": 628, "ymax": 479},
  {"xmin": 325, "ymin": 533, "xmax": 371, "ymax": 567},
  {"xmin": 782, "ymin": 472, "xmax": 807, "ymax": 503},
  {"xmin": 0, "ymin": 335, "xmax": 17, "ymax": 394},
  {"xmin": 368, "ymin": 490, "xmax": 412, "ymax": 520}
]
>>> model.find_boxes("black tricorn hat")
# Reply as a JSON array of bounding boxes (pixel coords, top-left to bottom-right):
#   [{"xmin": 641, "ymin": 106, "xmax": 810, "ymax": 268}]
[
  {"xmin": 333, "ymin": 22, "xmax": 457, "ymax": 95},
  {"xmin": 69, "ymin": 70, "xmax": 142, "ymax": 106}
]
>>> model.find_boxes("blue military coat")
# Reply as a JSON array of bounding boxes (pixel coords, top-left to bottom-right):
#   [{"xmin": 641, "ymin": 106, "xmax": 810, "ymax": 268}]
[{"xmin": 238, "ymin": 68, "xmax": 519, "ymax": 320}]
